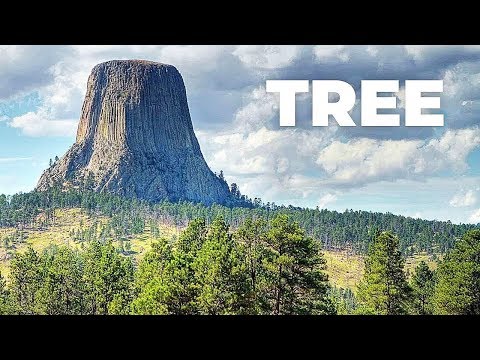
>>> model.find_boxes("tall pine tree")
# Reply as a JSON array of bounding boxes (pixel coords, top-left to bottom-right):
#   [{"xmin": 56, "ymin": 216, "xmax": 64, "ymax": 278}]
[
  {"xmin": 410, "ymin": 261, "xmax": 434, "ymax": 315},
  {"xmin": 235, "ymin": 217, "xmax": 268, "ymax": 313},
  {"xmin": 357, "ymin": 231, "xmax": 410, "ymax": 314},
  {"xmin": 433, "ymin": 229, "xmax": 480, "ymax": 314},
  {"xmin": 192, "ymin": 217, "xmax": 250, "ymax": 314},
  {"xmin": 263, "ymin": 214, "xmax": 335, "ymax": 315}
]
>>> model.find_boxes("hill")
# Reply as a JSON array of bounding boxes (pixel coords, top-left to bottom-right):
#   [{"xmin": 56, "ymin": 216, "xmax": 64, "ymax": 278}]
[{"xmin": 0, "ymin": 187, "xmax": 469, "ymax": 291}]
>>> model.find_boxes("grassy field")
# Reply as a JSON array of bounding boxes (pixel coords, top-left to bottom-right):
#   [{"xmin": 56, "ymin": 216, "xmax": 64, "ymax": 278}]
[
  {"xmin": 323, "ymin": 250, "xmax": 364, "ymax": 291},
  {"xmin": 0, "ymin": 208, "xmax": 439, "ymax": 291},
  {"xmin": 0, "ymin": 208, "xmax": 178, "ymax": 280},
  {"xmin": 323, "ymin": 249, "xmax": 438, "ymax": 292}
]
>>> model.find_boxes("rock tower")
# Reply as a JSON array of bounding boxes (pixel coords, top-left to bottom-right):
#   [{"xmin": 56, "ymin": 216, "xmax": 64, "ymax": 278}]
[{"xmin": 37, "ymin": 60, "xmax": 233, "ymax": 205}]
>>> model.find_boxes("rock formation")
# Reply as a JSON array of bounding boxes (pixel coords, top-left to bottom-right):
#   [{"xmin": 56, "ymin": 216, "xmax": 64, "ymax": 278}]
[{"xmin": 37, "ymin": 60, "xmax": 234, "ymax": 205}]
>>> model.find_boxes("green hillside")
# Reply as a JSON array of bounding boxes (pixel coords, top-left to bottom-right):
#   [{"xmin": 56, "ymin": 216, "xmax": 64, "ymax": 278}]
[
  {"xmin": 0, "ymin": 206, "xmax": 439, "ymax": 291},
  {"xmin": 1, "ymin": 187, "xmax": 478, "ymax": 315}
]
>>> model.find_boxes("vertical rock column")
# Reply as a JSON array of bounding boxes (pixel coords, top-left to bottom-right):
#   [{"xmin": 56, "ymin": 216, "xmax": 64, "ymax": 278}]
[{"xmin": 37, "ymin": 60, "xmax": 233, "ymax": 206}]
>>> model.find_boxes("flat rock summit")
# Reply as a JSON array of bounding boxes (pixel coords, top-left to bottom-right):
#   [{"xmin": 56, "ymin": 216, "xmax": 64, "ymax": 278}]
[{"xmin": 37, "ymin": 60, "xmax": 235, "ymax": 205}]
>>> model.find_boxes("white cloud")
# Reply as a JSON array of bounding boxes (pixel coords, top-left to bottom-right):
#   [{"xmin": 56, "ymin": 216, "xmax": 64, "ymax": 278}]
[
  {"xmin": 366, "ymin": 46, "xmax": 379, "ymax": 57},
  {"xmin": 233, "ymin": 85, "xmax": 278, "ymax": 131},
  {"xmin": 197, "ymin": 85, "xmax": 337, "ymax": 202},
  {"xmin": 2, "ymin": 45, "xmax": 480, "ymax": 224},
  {"xmin": 313, "ymin": 45, "xmax": 350, "ymax": 63},
  {"xmin": 411, "ymin": 212, "xmax": 423, "ymax": 219},
  {"xmin": 0, "ymin": 45, "xmax": 72, "ymax": 99},
  {"xmin": 0, "ymin": 115, "xmax": 9, "ymax": 122},
  {"xmin": 396, "ymin": 87, "xmax": 406, "ymax": 109},
  {"xmin": 9, "ymin": 111, "xmax": 77, "ymax": 137},
  {"xmin": 449, "ymin": 189, "xmax": 477, "ymax": 207},
  {"xmin": 160, "ymin": 45, "xmax": 232, "ymax": 73},
  {"xmin": 318, "ymin": 193, "xmax": 337, "ymax": 209},
  {"xmin": 405, "ymin": 45, "xmax": 480, "ymax": 63},
  {"xmin": 468, "ymin": 209, "xmax": 480, "ymax": 224},
  {"xmin": 233, "ymin": 45, "xmax": 302, "ymax": 69},
  {"xmin": 316, "ymin": 128, "xmax": 480, "ymax": 186}
]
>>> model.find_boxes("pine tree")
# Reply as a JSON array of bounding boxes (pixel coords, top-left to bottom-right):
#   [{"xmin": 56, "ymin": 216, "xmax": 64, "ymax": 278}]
[
  {"xmin": 130, "ymin": 239, "xmax": 174, "ymax": 315},
  {"xmin": 177, "ymin": 218, "xmax": 207, "ymax": 253},
  {"xmin": 36, "ymin": 246, "xmax": 86, "ymax": 315},
  {"xmin": 433, "ymin": 229, "xmax": 480, "ymax": 314},
  {"xmin": 9, "ymin": 247, "xmax": 42, "ymax": 314},
  {"xmin": 0, "ymin": 272, "xmax": 12, "ymax": 315},
  {"xmin": 357, "ymin": 231, "xmax": 410, "ymax": 314},
  {"xmin": 410, "ymin": 261, "xmax": 434, "ymax": 315},
  {"xmin": 193, "ymin": 217, "xmax": 250, "ymax": 314},
  {"xmin": 235, "ymin": 217, "xmax": 268, "ymax": 313},
  {"xmin": 263, "ymin": 214, "xmax": 335, "ymax": 315},
  {"xmin": 83, "ymin": 241, "xmax": 134, "ymax": 314}
]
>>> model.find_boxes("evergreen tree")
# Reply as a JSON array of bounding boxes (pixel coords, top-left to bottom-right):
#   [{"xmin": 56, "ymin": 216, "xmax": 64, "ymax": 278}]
[
  {"xmin": 0, "ymin": 272, "xmax": 12, "ymax": 315},
  {"xmin": 177, "ymin": 218, "xmax": 207, "ymax": 253},
  {"xmin": 263, "ymin": 214, "xmax": 335, "ymax": 315},
  {"xmin": 167, "ymin": 219, "xmax": 208, "ymax": 313},
  {"xmin": 83, "ymin": 241, "xmax": 134, "ymax": 314},
  {"xmin": 131, "ymin": 220, "xmax": 209, "ymax": 315},
  {"xmin": 235, "ymin": 217, "xmax": 268, "ymax": 313},
  {"xmin": 9, "ymin": 247, "xmax": 42, "ymax": 314},
  {"xmin": 124, "ymin": 240, "xmax": 131, "ymax": 254},
  {"xmin": 130, "ymin": 238, "xmax": 174, "ymax": 315},
  {"xmin": 357, "ymin": 231, "xmax": 410, "ymax": 314},
  {"xmin": 192, "ymin": 217, "xmax": 250, "ymax": 314},
  {"xmin": 433, "ymin": 229, "xmax": 480, "ymax": 314},
  {"xmin": 410, "ymin": 261, "xmax": 434, "ymax": 315},
  {"xmin": 330, "ymin": 286, "xmax": 357, "ymax": 315},
  {"xmin": 230, "ymin": 183, "xmax": 240, "ymax": 198},
  {"xmin": 36, "ymin": 246, "xmax": 85, "ymax": 315}
]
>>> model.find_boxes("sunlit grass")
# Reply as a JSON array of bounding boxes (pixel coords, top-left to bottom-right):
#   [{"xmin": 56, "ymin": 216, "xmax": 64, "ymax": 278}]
[
  {"xmin": 323, "ymin": 250, "xmax": 364, "ymax": 292},
  {"xmin": 0, "ymin": 208, "xmax": 441, "ymax": 290}
]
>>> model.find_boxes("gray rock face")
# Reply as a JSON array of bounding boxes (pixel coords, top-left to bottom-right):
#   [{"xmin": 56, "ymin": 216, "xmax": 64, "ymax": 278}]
[{"xmin": 36, "ymin": 60, "xmax": 233, "ymax": 205}]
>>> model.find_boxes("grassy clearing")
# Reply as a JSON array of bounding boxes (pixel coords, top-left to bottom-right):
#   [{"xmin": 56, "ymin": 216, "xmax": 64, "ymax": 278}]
[
  {"xmin": 0, "ymin": 209, "xmax": 108, "ymax": 279},
  {"xmin": 323, "ymin": 250, "xmax": 364, "ymax": 292},
  {"xmin": 128, "ymin": 224, "xmax": 181, "ymax": 261},
  {"xmin": 0, "ymin": 208, "xmax": 183, "ymax": 280},
  {"xmin": 22, "ymin": 208, "xmax": 105, "ymax": 253},
  {"xmin": 0, "ymin": 208, "xmax": 441, "ymax": 292},
  {"xmin": 404, "ymin": 253, "xmax": 439, "ymax": 276},
  {"xmin": 323, "ymin": 250, "xmax": 439, "ymax": 291}
]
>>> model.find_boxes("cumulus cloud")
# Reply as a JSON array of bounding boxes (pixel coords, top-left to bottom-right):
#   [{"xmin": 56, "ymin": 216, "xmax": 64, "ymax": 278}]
[
  {"xmin": 313, "ymin": 45, "xmax": 350, "ymax": 63},
  {"xmin": 468, "ymin": 209, "xmax": 480, "ymax": 224},
  {"xmin": 411, "ymin": 212, "xmax": 423, "ymax": 219},
  {"xmin": 200, "ymin": 126, "xmax": 332, "ymax": 176},
  {"xmin": 449, "ymin": 189, "xmax": 477, "ymax": 207},
  {"xmin": 318, "ymin": 193, "xmax": 338, "ymax": 209},
  {"xmin": 0, "ymin": 45, "xmax": 72, "ymax": 99},
  {"xmin": 3, "ymin": 45, "xmax": 480, "ymax": 214},
  {"xmin": 316, "ymin": 128, "xmax": 480, "ymax": 186},
  {"xmin": 5, "ymin": 45, "xmax": 480, "ymax": 138},
  {"xmin": 233, "ymin": 85, "xmax": 278, "ymax": 131},
  {"xmin": 234, "ymin": 45, "xmax": 303, "ymax": 69},
  {"xmin": 9, "ymin": 111, "xmax": 77, "ymax": 137}
]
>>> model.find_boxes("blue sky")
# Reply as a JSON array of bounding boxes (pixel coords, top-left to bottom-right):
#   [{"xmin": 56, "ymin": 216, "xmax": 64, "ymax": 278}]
[{"xmin": 0, "ymin": 45, "xmax": 479, "ymax": 224}]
